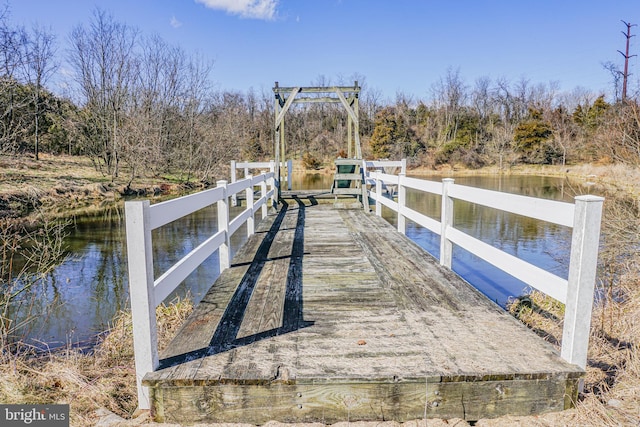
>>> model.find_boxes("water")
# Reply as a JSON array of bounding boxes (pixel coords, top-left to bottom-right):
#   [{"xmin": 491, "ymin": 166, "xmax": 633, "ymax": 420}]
[{"xmin": 16, "ymin": 173, "xmax": 597, "ymax": 348}]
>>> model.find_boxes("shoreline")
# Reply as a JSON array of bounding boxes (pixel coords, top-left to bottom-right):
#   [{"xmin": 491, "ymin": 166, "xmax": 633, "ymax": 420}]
[{"xmin": 3, "ymin": 154, "xmax": 637, "ymax": 226}]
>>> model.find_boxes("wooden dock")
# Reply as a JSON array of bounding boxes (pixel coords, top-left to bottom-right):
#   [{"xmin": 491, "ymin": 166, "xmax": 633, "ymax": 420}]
[{"xmin": 143, "ymin": 195, "xmax": 582, "ymax": 424}]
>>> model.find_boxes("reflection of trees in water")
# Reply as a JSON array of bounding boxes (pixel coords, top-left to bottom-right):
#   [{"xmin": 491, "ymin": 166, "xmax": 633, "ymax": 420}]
[
  {"xmin": 8, "ymin": 204, "xmax": 130, "ymax": 347},
  {"xmin": 292, "ymin": 172, "xmax": 332, "ymax": 190},
  {"xmin": 1, "ymin": 217, "xmax": 68, "ymax": 347}
]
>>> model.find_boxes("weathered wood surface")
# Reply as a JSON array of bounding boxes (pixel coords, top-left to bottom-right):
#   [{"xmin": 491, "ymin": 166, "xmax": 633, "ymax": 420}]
[{"xmin": 144, "ymin": 196, "xmax": 583, "ymax": 424}]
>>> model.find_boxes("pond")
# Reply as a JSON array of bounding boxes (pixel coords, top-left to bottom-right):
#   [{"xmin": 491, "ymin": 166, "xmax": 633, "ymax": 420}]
[{"xmin": 17, "ymin": 172, "xmax": 598, "ymax": 349}]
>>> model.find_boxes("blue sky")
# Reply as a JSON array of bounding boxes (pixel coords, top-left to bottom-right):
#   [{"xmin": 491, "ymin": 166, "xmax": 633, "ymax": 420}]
[{"xmin": 5, "ymin": 0, "xmax": 640, "ymax": 102}]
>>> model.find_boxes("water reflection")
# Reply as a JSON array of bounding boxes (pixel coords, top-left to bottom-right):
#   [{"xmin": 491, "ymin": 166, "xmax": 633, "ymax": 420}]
[
  {"xmin": 26, "ymin": 203, "xmax": 250, "ymax": 348},
  {"xmin": 23, "ymin": 173, "xmax": 596, "ymax": 348},
  {"xmin": 294, "ymin": 172, "xmax": 333, "ymax": 190}
]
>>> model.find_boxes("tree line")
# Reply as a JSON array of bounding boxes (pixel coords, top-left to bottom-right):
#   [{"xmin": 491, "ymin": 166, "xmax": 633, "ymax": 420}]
[{"xmin": 1, "ymin": 7, "xmax": 639, "ymax": 188}]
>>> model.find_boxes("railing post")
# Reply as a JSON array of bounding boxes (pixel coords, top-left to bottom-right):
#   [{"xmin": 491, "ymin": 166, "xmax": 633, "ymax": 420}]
[
  {"xmin": 375, "ymin": 172, "xmax": 382, "ymax": 217},
  {"xmin": 397, "ymin": 173, "xmax": 406, "ymax": 234},
  {"xmin": 440, "ymin": 178, "xmax": 455, "ymax": 268},
  {"xmin": 361, "ymin": 159, "xmax": 370, "ymax": 213},
  {"xmin": 287, "ymin": 159, "xmax": 293, "ymax": 190},
  {"xmin": 269, "ymin": 160, "xmax": 277, "ymax": 209},
  {"xmin": 246, "ymin": 175, "xmax": 255, "ymax": 236},
  {"xmin": 124, "ymin": 200, "xmax": 158, "ymax": 410},
  {"xmin": 561, "ymin": 195, "xmax": 604, "ymax": 371},
  {"xmin": 260, "ymin": 176, "xmax": 268, "ymax": 219},
  {"xmin": 216, "ymin": 180, "xmax": 231, "ymax": 271},
  {"xmin": 230, "ymin": 160, "xmax": 238, "ymax": 207},
  {"xmin": 400, "ymin": 158, "xmax": 407, "ymax": 175}
]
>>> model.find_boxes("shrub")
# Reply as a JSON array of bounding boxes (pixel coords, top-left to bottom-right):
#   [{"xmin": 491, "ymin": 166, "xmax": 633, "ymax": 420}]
[{"xmin": 301, "ymin": 152, "xmax": 321, "ymax": 170}]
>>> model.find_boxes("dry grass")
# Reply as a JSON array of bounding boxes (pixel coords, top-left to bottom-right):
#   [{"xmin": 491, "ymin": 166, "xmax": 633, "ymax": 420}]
[
  {"xmin": 0, "ymin": 153, "xmax": 102, "ymax": 194},
  {"xmin": 0, "ymin": 297, "xmax": 193, "ymax": 426},
  {"xmin": 0, "ymin": 153, "xmax": 193, "ymax": 224},
  {"xmin": 507, "ymin": 273, "xmax": 640, "ymax": 426}
]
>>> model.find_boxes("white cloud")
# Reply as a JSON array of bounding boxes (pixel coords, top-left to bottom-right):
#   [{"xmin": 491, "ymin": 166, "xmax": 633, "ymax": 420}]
[
  {"xmin": 195, "ymin": 0, "xmax": 279, "ymax": 20},
  {"xmin": 170, "ymin": 16, "xmax": 183, "ymax": 28}
]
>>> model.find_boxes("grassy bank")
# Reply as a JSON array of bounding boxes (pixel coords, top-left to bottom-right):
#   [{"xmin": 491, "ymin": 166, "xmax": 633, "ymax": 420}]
[{"xmin": 0, "ymin": 153, "xmax": 200, "ymax": 224}]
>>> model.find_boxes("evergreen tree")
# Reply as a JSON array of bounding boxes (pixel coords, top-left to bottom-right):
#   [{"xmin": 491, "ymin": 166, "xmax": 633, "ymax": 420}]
[
  {"xmin": 369, "ymin": 108, "xmax": 397, "ymax": 159},
  {"xmin": 514, "ymin": 108, "xmax": 555, "ymax": 164}
]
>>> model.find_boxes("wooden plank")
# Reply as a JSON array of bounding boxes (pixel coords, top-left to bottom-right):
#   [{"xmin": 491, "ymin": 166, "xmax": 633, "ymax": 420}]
[
  {"xmin": 275, "ymin": 87, "xmax": 301, "ymax": 129},
  {"xmin": 289, "ymin": 96, "xmax": 342, "ymax": 103},
  {"xmin": 332, "ymin": 188, "xmax": 361, "ymax": 195},
  {"xmin": 334, "ymin": 159, "xmax": 362, "ymax": 166},
  {"xmin": 333, "ymin": 173, "xmax": 362, "ymax": 180},
  {"xmin": 151, "ymin": 374, "xmax": 578, "ymax": 425},
  {"xmin": 236, "ymin": 259, "xmax": 286, "ymax": 339},
  {"xmin": 273, "ymin": 86, "xmax": 360, "ymax": 94}
]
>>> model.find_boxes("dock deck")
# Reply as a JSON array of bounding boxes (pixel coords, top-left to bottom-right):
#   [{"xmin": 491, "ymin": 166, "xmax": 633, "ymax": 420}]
[{"xmin": 143, "ymin": 196, "xmax": 582, "ymax": 424}]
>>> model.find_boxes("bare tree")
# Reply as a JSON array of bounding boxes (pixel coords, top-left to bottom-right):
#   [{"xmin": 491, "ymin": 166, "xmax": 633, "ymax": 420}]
[
  {"xmin": 0, "ymin": 8, "xmax": 29, "ymax": 153},
  {"xmin": 471, "ymin": 76, "xmax": 493, "ymax": 120},
  {"xmin": 68, "ymin": 8, "xmax": 138, "ymax": 178},
  {"xmin": 429, "ymin": 67, "xmax": 469, "ymax": 146},
  {"xmin": 602, "ymin": 61, "xmax": 622, "ymax": 102},
  {"xmin": 21, "ymin": 24, "xmax": 57, "ymax": 160}
]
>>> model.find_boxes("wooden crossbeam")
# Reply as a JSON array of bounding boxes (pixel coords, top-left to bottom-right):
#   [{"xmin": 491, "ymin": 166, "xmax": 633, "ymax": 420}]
[
  {"xmin": 275, "ymin": 87, "xmax": 301, "ymax": 129},
  {"xmin": 290, "ymin": 96, "xmax": 343, "ymax": 104},
  {"xmin": 273, "ymin": 85, "xmax": 360, "ymax": 94},
  {"xmin": 334, "ymin": 88, "xmax": 358, "ymax": 126}
]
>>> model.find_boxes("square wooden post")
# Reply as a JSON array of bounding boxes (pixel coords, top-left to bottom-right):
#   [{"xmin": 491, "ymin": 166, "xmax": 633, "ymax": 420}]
[
  {"xmin": 375, "ymin": 172, "xmax": 382, "ymax": 217},
  {"xmin": 125, "ymin": 200, "xmax": 158, "ymax": 410},
  {"xmin": 260, "ymin": 177, "xmax": 268, "ymax": 219},
  {"xmin": 397, "ymin": 173, "xmax": 406, "ymax": 234},
  {"xmin": 440, "ymin": 178, "xmax": 455, "ymax": 268},
  {"xmin": 230, "ymin": 160, "xmax": 238, "ymax": 207},
  {"xmin": 269, "ymin": 160, "xmax": 277, "ymax": 210},
  {"xmin": 246, "ymin": 175, "xmax": 255, "ymax": 236},
  {"xmin": 216, "ymin": 180, "xmax": 231, "ymax": 271},
  {"xmin": 561, "ymin": 195, "xmax": 604, "ymax": 371}
]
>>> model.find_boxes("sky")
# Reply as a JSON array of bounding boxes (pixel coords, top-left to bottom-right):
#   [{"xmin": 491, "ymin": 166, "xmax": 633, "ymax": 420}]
[{"xmin": 5, "ymin": 0, "xmax": 640, "ymax": 102}]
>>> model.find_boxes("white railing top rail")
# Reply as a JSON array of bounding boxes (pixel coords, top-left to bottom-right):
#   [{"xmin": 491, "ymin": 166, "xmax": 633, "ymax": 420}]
[
  {"xmin": 370, "ymin": 171, "xmax": 575, "ymax": 227},
  {"xmin": 233, "ymin": 160, "xmax": 289, "ymax": 169},
  {"xmin": 231, "ymin": 159, "xmax": 292, "ymax": 199},
  {"xmin": 447, "ymin": 182, "xmax": 574, "ymax": 227},
  {"xmin": 364, "ymin": 159, "xmax": 406, "ymax": 169}
]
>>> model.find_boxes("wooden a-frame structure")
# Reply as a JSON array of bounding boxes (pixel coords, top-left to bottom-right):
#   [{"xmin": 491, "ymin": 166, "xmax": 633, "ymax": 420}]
[{"xmin": 273, "ymin": 81, "xmax": 361, "ymax": 197}]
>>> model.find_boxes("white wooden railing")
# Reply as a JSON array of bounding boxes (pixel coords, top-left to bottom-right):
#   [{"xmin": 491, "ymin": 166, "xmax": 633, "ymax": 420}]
[
  {"xmin": 367, "ymin": 164, "xmax": 604, "ymax": 372},
  {"xmin": 125, "ymin": 171, "xmax": 276, "ymax": 409},
  {"xmin": 230, "ymin": 160, "xmax": 291, "ymax": 206},
  {"xmin": 363, "ymin": 158, "xmax": 407, "ymax": 176}
]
